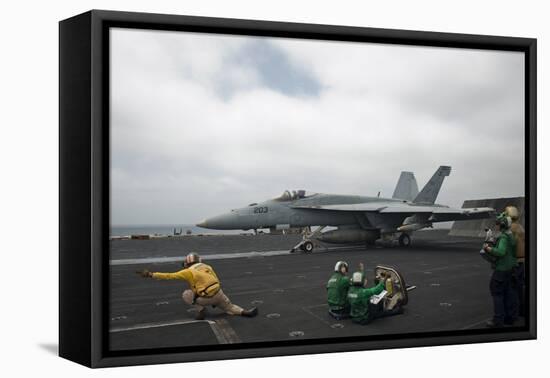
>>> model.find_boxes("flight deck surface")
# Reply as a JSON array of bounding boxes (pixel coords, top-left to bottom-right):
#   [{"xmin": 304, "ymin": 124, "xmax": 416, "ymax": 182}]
[{"xmin": 109, "ymin": 230, "xmax": 523, "ymax": 351}]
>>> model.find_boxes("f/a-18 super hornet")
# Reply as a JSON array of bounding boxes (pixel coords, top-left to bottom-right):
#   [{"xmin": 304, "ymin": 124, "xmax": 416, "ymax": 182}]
[{"xmin": 196, "ymin": 166, "xmax": 494, "ymax": 252}]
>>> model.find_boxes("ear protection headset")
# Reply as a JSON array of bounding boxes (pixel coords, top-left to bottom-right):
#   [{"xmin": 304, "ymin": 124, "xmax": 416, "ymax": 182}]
[{"xmin": 495, "ymin": 213, "xmax": 511, "ymax": 230}]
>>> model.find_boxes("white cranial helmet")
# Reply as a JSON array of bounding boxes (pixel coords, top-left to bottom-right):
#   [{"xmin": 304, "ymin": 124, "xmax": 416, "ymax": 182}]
[
  {"xmin": 334, "ymin": 261, "xmax": 349, "ymax": 273},
  {"xmin": 352, "ymin": 271, "xmax": 365, "ymax": 286}
]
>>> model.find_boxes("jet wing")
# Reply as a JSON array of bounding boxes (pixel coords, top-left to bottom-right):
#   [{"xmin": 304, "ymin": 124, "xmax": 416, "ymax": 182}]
[
  {"xmin": 428, "ymin": 207, "xmax": 495, "ymax": 222},
  {"xmin": 291, "ymin": 204, "xmax": 494, "ymax": 223},
  {"xmin": 380, "ymin": 206, "xmax": 495, "ymax": 222}
]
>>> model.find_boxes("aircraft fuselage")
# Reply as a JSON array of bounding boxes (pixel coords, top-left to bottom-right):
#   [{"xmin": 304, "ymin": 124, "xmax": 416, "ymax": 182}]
[{"xmin": 197, "ymin": 194, "xmax": 404, "ymax": 231}]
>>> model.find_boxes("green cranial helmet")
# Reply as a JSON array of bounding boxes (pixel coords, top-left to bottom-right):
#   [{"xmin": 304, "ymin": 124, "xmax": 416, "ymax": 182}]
[
  {"xmin": 334, "ymin": 261, "xmax": 349, "ymax": 273},
  {"xmin": 495, "ymin": 212, "xmax": 512, "ymax": 230},
  {"xmin": 351, "ymin": 271, "xmax": 365, "ymax": 286}
]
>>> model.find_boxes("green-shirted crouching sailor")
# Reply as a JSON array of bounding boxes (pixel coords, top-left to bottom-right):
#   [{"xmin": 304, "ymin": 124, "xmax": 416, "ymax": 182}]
[
  {"xmin": 347, "ymin": 271, "xmax": 384, "ymax": 324},
  {"xmin": 483, "ymin": 212, "xmax": 519, "ymax": 327},
  {"xmin": 348, "ymin": 271, "xmax": 404, "ymax": 324},
  {"xmin": 327, "ymin": 261, "xmax": 351, "ymax": 318}
]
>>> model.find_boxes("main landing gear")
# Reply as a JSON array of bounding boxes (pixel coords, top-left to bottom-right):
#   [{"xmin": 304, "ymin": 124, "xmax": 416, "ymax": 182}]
[{"xmin": 398, "ymin": 233, "xmax": 411, "ymax": 247}]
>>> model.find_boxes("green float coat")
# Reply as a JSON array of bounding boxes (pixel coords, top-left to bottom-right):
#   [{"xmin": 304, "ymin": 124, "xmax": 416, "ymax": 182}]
[
  {"xmin": 347, "ymin": 282, "xmax": 385, "ymax": 323},
  {"xmin": 488, "ymin": 232, "xmax": 517, "ymax": 272},
  {"xmin": 326, "ymin": 272, "xmax": 351, "ymax": 310}
]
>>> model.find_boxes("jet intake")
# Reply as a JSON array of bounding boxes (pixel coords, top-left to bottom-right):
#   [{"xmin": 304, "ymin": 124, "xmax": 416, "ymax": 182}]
[
  {"xmin": 397, "ymin": 223, "xmax": 432, "ymax": 232},
  {"xmin": 317, "ymin": 229, "xmax": 380, "ymax": 244}
]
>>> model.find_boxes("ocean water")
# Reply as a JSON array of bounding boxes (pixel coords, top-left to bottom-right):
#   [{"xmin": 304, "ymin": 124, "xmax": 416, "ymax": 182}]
[{"xmin": 110, "ymin": 224, "xmax": 251, "ymax": 237}]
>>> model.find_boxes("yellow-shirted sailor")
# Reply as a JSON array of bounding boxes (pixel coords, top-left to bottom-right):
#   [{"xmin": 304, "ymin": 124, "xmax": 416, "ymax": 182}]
[{"xmin": 138, "ymin": 252, "xmax": 258, "ymax": 320}]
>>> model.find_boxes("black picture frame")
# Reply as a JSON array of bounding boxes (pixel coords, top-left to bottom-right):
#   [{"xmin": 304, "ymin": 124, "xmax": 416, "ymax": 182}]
[{"xmin": 59, "ymin": 9, "xmax": 537, "ymax": 368}]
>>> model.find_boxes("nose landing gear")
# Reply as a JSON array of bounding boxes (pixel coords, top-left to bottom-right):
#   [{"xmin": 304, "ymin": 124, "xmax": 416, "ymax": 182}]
[
  {"xmin": 290, "ymin": 226, "xmax": 326, "ymax": 253},
  {"xmin": 302, "ymin": 241, "xmax": 314, "ymax": 253}
]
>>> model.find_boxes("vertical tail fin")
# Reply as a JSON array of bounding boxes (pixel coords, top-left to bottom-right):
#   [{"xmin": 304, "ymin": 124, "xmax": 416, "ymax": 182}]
[
  {"xmin": 392, "ymin": 171, "xmax": 419, "ymax": 201},
  {"xmin": 413, "ymin": 166, "xmax": 452, "ymax": 204}
]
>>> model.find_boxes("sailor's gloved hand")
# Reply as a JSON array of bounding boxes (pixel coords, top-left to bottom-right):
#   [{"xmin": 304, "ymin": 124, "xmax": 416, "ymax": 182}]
[{"xmin": 137, "ymin": 269, "xmax": 153, "ymax": 278}]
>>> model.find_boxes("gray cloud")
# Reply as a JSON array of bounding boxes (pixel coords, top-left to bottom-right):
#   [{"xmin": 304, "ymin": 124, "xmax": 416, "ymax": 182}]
[
  {"xmin": 110, "ymin": 29, "xmax": 525, "ymax": 225},
  {"xmin": 231, "ymin": 40, "xmax": 322, "ymax": 98}
]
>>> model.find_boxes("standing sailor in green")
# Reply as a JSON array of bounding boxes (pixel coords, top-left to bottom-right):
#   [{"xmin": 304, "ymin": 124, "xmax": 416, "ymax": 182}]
[
  {"xmin": 483, "ymin": 212, "xmax": 518, "ymax": 327},
  {"xmin": 327, "ymin": 261, "xmax": 351, "ymax": 319}
]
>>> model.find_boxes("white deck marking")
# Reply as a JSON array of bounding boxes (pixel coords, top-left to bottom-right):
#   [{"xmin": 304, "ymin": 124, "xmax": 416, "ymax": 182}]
[
  {"xmin": 109, "ymin": 318, "xmax": 240, "ymax": 344},
  {"xmin": 110, "ymin": 245, "xmax": 366, "ymax": 266},
  {"xmin": 110, "ymin": 319, "xmax": 211, "ymax": 333},
  {"xmin": 111, "ymin": 250, "xmax": 291, "ymax": 266},
  {"xmin": 301, "ymin": 304, "xmax": 332, "ymax": 326}
]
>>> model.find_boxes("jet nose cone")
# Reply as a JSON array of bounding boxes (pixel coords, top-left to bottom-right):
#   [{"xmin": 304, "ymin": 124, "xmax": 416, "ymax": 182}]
[{"xmin": 196, "ymin": 211, "xmax": 244, "ymax": 230}]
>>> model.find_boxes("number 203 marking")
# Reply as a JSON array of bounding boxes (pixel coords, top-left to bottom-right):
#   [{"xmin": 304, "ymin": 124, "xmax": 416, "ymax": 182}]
[{"xmin": 254, "ymin": 207, "xmax": 268, "ymax": 214}]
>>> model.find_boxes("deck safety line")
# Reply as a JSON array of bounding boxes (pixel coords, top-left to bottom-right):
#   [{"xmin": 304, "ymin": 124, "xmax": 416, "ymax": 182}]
[{"xmin": 109, "ymin": 318, "xmax": 240, "ymax": 344}]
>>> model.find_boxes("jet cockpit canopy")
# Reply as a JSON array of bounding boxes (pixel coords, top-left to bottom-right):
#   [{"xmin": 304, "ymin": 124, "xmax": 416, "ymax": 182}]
[{"xmin": 274, "ymin": 190, "xmax": 315, "ymax": 201}]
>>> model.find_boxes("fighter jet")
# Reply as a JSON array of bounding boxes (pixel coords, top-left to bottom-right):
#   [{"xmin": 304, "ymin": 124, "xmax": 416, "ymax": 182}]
[{"xmin": 196, "ymin": 166, "xmax": 494, "ymax": 252}]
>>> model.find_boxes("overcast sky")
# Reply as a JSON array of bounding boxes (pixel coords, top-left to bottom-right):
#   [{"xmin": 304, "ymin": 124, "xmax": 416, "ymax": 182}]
[{"xmin": 110, "ymin": 28, "xmax": 525, "ymax": 226}]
